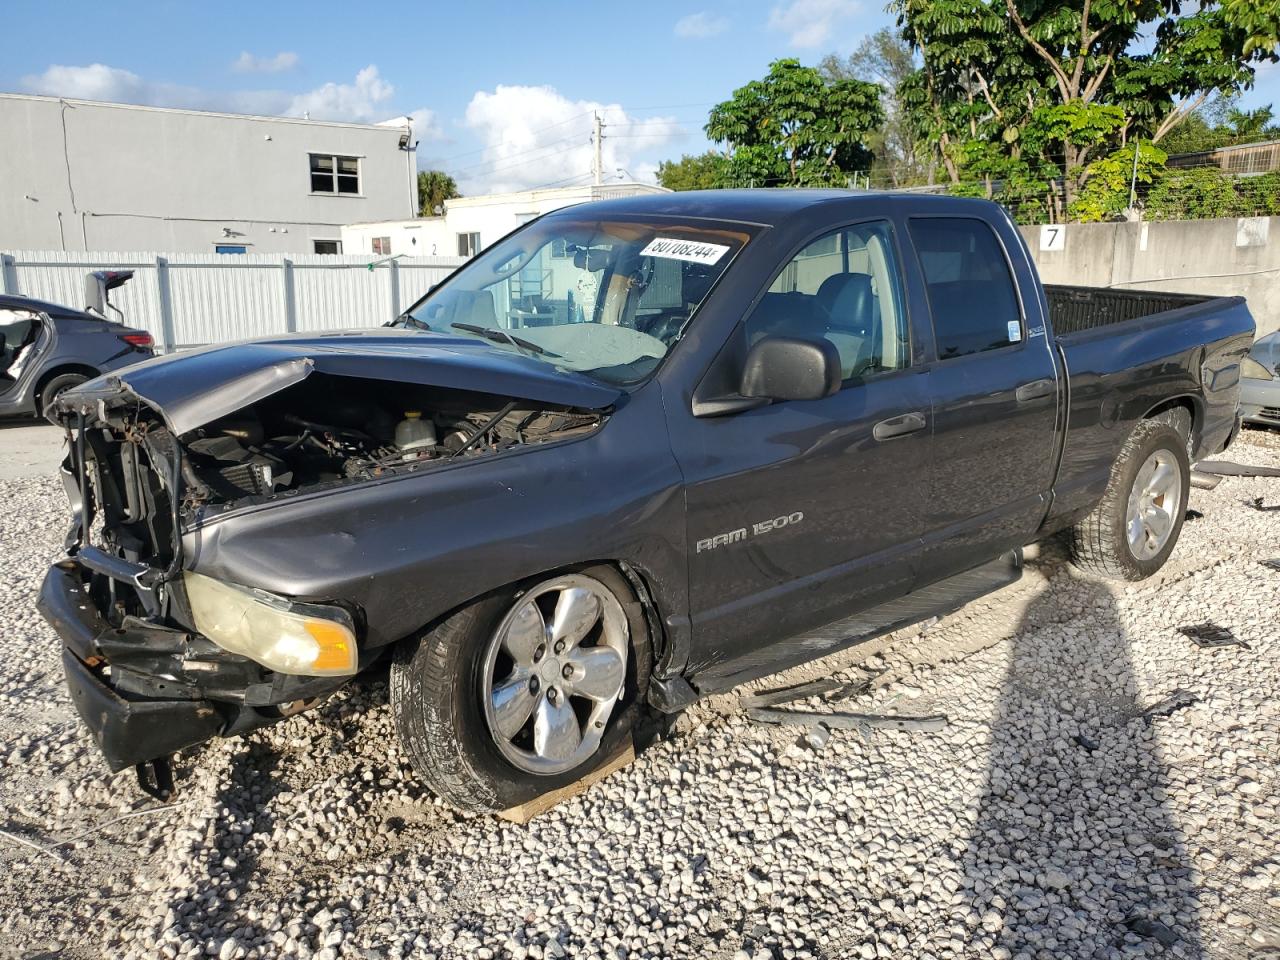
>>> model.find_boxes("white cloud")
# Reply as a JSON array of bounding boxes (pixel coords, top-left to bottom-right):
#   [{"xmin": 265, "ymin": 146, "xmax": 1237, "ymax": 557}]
[
  {"xmin": 675, "ymin": 12, "xmax": 730, "ymax": 38},
  {"xmin": 286, "ymin": 65, "xmax": 394, "ymax": 122},
  {"xmin": 459, "ymin": 84, "xmax": 683, "ymax": 193},
  {"xmin": 21, "ymin": 62, "xmax": 435, "ymax": 130},
  {"xmin": 232, "ymin": 51, "xmax": 299, "ymax": 73},
  {"xmin": 767, "ymin": 0, "xmax": 861, "ymax": 48}
]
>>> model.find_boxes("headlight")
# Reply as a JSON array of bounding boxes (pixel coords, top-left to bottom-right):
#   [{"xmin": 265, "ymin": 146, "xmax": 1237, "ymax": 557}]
[
  {"xmin": 1242, "ymin": 356, "xmax": 1274, "ymax": 381},
  {"xmin": 184, "ymin": 571, "xmax": 358, "ymax": 676}
]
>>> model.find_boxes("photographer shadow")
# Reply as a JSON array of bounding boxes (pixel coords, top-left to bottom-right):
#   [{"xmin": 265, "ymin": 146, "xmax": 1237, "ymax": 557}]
[{"xmin": 962, "ymin": 557, "xmax": 1203, "ymax": 957}]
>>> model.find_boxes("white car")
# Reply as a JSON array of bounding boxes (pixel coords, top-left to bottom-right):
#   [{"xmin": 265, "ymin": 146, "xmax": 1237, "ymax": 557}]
[{"xmin": 1240, "ymin": 330, "xmax": 1280, "ymax": 426}]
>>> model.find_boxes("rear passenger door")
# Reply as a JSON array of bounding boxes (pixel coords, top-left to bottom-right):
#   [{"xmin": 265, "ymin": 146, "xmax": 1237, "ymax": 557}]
[
  {"xmin": 907, "ymin": 215, "xmax": 1059, "ymax": 583},
  {"xmin": 675, "ymin": 220, "xmax": 932, "ymax": 676}
]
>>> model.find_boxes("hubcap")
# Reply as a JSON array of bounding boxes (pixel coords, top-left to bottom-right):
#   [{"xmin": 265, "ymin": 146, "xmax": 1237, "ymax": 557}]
[
  {"xmin": 1126, "ymin": 449, "xmax": 1182, "ymax": 560},
  {"xmin": 481, "ymin": 574, "xmax": 628, "ymax": 775}
]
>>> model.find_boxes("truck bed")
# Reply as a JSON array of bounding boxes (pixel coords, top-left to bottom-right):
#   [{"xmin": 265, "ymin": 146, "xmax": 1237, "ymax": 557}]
[{"xmin": 1045, "ymin": 285, "xmax": 1216, "ymax": 336}]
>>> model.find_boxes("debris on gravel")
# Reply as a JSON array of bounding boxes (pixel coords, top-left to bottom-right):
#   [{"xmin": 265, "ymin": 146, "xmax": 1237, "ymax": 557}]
[{"xmin": 2, "ymin": 431, "xmax": 1279, "ymax": 960}]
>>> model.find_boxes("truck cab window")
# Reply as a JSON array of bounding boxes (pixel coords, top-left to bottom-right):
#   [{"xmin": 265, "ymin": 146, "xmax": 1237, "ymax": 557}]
[
  {"xmin": 747, "ymin": 220, "xmax": 908, "ymax": 383},
  {"xmin": 909, "ymin": 217, "xmax": 1022, "ymax": 359}
]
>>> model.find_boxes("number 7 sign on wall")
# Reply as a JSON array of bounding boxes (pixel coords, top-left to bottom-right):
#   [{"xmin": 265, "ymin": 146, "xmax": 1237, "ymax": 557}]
[{"xmin": 1040, "ymin": 224, "xmax": 1067, "ymax": 252}]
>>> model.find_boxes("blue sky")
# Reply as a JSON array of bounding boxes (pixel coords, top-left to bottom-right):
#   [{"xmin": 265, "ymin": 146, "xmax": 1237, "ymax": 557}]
[{"xmin": 5, "ymin": 0, "xmax": 1278, "ymax": 194}]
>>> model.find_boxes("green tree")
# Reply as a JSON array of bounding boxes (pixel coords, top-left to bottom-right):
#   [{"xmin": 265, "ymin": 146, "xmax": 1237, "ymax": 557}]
[
  {"xmin": 705, "ymin": 59, "xmax": 883, "ymax": 187},
  {"xmin": 821, "ymin": 29, "xmax": 930, "ymax": 186},
  {"xmin": 1069, "ymin": 142, "xmax": 1168, "ymax": 222},
  {"xmin": 891, "ymin": 0, "xmax": 1280, "ymax": 210},
  {"xmin": 418, "ymin": 170, "xmax": 460, "ymax": 217},
  {"xmin": 656, "ymin": 152, "xmax": 727, "ymax": 191}
]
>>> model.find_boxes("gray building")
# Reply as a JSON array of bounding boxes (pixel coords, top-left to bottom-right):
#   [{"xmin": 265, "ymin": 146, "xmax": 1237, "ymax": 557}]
[{"xmin": 0, "ymin": 93, "xmax": 419, "ymax": 254}]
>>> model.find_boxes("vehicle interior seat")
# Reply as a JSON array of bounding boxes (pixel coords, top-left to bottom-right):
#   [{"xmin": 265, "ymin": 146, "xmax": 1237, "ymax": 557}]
[
  {"xmin": 816, "ymin": 273, "xmax": 878, "ymax": 378},
  {"xmin": 0, "ymin": 317, "xmax": 35, "ymax": 381}
]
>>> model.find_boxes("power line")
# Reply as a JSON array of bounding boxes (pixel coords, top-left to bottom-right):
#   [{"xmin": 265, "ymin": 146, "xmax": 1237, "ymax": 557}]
[{"xmin": 433, "ymin": 110, "xmax": 595, "ymax": 165}]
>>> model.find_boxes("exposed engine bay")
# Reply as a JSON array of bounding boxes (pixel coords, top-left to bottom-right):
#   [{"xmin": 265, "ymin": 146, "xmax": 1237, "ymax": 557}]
[{"xmin": 176, "ymin": 373, "xmax": 603, "ymax": 511}]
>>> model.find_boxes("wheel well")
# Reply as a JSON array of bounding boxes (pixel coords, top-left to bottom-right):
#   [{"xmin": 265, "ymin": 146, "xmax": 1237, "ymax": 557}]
[
  {"xmin": 1144, "ymin": 396, "xmax": 1196, "ymax": 441},
  {"xmin": 34, "ymin": 364, "xmax": 99, "ymax": 414},
  {"xmin": 402, "ymin": 558, "xmax": 669, "ymax": 672}
]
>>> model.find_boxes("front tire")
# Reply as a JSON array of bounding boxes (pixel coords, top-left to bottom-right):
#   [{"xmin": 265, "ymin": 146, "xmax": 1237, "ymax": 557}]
[
  {"xmin": 1067, "ymin": 417, "xmax": 1190, "ymax": 580},
  {"xmin": 390, "ymin": 565, "xmax": 651, "ymax": 812}
]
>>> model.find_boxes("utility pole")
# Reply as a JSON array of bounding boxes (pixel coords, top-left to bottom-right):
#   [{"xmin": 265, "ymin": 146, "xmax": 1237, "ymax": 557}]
[
  {"xmin": 1127, "ymin": 139, "xmax": 1142, "ymax": 214},
  {"xmin": 592, "ymin": 112, "xmax": 604, "ymax": 186}
]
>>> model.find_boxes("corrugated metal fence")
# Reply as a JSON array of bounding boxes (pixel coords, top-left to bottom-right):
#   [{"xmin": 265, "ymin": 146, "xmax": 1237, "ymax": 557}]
[{"xmin": 0, "ymin": 251, "xmax": 468, "ymax": 352}]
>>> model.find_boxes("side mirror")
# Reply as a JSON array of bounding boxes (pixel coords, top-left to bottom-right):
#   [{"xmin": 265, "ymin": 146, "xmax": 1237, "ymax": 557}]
[{"xmin": 741, "ymin": 336, "xmax": 841, "ymax": 402}]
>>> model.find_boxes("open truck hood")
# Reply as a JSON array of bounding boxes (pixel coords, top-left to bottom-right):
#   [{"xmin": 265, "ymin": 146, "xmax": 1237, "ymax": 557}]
[{"xmin": 52, "ymin": 329, "xmax": 622, "ymax": 433}]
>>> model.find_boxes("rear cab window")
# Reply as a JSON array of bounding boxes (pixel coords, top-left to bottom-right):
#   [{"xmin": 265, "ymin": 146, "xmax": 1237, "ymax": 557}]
[{"xmin": 908, "ymin": 217, "xmax": 1023, "ymax": 359}]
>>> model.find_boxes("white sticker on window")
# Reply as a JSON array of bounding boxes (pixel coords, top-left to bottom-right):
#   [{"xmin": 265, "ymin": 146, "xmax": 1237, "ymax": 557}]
[
  {"xmin": 640, "ymin": 237, "xmax": 730, "ymax": 265},
  {"xmin": 1008, "ymin": 320, "xmax": 1022, "ymax": 342}
]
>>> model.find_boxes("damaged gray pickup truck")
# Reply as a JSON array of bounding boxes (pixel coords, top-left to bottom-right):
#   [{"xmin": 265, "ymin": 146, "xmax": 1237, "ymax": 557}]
[{"xmin": 39, "ymin": 191, "xmax": 1253, "ymax": 812}]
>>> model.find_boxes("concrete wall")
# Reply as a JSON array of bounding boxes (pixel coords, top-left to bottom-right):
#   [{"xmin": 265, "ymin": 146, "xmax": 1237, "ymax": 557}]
[
  {"xmin": 1018, "ymin": 217, "xmax": 1280, "ymax": 336},
  {"xmin": 0, "ymin": 94, "xmax": 418, "ymax": 255}
]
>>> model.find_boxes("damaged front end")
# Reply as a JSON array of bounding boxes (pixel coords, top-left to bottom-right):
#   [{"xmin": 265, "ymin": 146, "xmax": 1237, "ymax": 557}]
[{"xmin": 37, "ymin": 346, "xmax": 610, "ymax": 794}]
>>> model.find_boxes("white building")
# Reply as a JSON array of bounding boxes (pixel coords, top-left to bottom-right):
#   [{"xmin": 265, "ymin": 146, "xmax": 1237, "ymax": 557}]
[
  {"xmin": 0, "ymin": 93, "xmax": 419, "ymax": 254},
  {"xmin": 341, "ymin": 182, "xmax": 670, "ymax": 259}
]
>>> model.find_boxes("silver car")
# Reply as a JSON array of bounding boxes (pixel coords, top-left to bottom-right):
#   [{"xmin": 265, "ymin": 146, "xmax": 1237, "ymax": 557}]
[
  {"xmin": 0, "ymin": 271, "xmax": 155, "ymax": 420},
  {"xmin": 1240, "ymin": 330, "xmax": 1280, "ymax": 426}
]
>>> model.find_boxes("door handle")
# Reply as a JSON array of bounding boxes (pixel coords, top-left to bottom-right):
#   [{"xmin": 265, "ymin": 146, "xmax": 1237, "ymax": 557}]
[
  {"xmin": 873, "ymin": 411, "xmax": 927, "ymax": 441},
  {"xmin": 1015, "ymin": 378, "xmax": 1055, "ymax": 402}
]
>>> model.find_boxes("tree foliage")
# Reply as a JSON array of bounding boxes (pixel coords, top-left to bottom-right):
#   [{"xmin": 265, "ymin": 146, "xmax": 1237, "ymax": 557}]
[
  {"xmin": 1069, "ymin": 142, "xmax": 1168, "ymax": 222},
  {"xmin": 418, "ymin": 170, "xmax": 460, "ymax": 217},
  {"xmin": 821, "ymin": 29, "xmax": 931, "ymax": 186},
  {"xmin": 888, "ymin": 0, "xmax": 1280, "ymax": 216},
  {"xmin": 656, "ymin": 152, "xmax": 727, "ymax": 191},
  {"xmin": 704, "ymin": 59, "xmax": 883, "ymax": 187}
]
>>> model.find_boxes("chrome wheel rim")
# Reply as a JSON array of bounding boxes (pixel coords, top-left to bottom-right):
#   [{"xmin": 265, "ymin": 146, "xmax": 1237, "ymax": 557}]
[
  {"xmin": 480, "ymin": 574, "xmax": 628, "ymax": 775},
  {"xmin": 1126, "ymin": 449, "xmax": 1182, "ymax": 560}
]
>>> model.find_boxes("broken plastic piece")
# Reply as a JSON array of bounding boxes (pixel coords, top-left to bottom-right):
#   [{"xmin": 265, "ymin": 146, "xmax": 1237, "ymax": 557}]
[
  {"xmin": 802, "ymin": 724, "xmax": 832, "ymax": 751},
  {"xmin": 747, "ymin": 706, "xmax": 948, "ymax": 734},
  {"xmin": 1141, "ymin": 688, "xmax": 1199, "ymax": 721},
  {"xmin": 1260, "ymin": 558, "xmax": 1280, "ymax": 572},
  {"xmin": 1184, "ymin": 509, "xmax": 1204, "ymax": 521},
  {"xmin": 1074, "ymin": 734, "xmax": 1098, "ymax": 752},
  {"xmin": 1195, "ymin": 460, "xmax": 1280, "ymax": 478},
  {"xmin": 741, "ymin": 674, "xmax": 877, "ymax": 711},
  {"xmin": 1124, "ymin": 916, "xmax": 1180, "ymax": 947},
  {"xmin": 1179, "ymin": 622, "xmax": 1250, "ymax": 650},
  {"xmin": 1251, "ymin": 497, "xmax": 1280, "ymax": 513}
]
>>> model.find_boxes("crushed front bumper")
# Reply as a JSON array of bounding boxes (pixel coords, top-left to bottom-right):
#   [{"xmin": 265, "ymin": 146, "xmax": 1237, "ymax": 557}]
[{"xmin": 38, "ymin": 560, "xmax": 350, "ymax": 772}]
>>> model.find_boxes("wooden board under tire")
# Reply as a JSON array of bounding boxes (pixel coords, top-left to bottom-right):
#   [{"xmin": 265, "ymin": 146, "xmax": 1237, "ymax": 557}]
[{"xmin": 497, "ymin": 740, "xmax": 636, "ymax": 824}]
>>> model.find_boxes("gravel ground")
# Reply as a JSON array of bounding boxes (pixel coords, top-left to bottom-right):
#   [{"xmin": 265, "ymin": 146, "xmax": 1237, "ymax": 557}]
[{"xmin": 1, "ymin": 432, "xmax": 1278, "ymax": 960}]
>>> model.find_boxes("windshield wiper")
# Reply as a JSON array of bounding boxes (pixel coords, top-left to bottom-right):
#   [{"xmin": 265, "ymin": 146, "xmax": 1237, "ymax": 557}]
[{"xmin": 450, "ymin": 322, "xmax": 545, "ymax": 355}]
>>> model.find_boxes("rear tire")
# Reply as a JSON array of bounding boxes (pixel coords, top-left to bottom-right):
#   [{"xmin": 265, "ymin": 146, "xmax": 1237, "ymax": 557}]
[
  {"xmin": 37, "ymin": 372, "xmax": 89, "ymax": 415},
  {"xmin": 390, "ymin": 565, "xmax": 651, "ymax": 812},
  {"xmin": 1067, "ymin": 417, "xmax": 1190, "ymax": 580}
]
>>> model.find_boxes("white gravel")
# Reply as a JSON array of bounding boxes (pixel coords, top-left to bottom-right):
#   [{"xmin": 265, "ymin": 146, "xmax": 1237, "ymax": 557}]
[{"xmin": 2, "ymin": 431, "xmax": 1279, "ymax": 960}]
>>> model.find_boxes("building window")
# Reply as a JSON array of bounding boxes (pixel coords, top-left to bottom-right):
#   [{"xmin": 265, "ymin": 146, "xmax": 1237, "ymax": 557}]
[
  {"xmin": 313, "ymin": 239, "xmax": 342, "ymax": 255},
  {"xmin": 310, "ymin": 154, "xmax": 360, "ymax": 194},
  {"xmin": 372, "ymin": 237, "xmax": 391, "ymax": 255},
  {"xmin": 457, "ymin": 232, "xmax": 481, "ymax": 257},
  {"xmin": 215, "ymin": 244, "xmax": 247, "ymax": 255},
  {"xmin": 550, "ymin": 238, "xmax": 569, "ymax": 259}
]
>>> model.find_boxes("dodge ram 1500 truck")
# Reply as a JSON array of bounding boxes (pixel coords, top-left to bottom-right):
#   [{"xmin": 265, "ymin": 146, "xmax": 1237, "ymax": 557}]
[{"xmin": 38, "ymin": 191, "xmax": 1253, "ymax": 811}]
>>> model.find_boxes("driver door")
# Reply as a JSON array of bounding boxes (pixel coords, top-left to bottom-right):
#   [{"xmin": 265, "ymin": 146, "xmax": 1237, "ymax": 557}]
[{"xmin": 668, "ymin": 220, "xmax": 932, "ymax": 679}]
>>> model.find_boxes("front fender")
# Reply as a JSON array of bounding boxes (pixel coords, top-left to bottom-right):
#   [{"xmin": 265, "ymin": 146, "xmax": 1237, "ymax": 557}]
[{"xmin": 183, "ymin": 392, "xmax": 687, "ymax": 649}]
